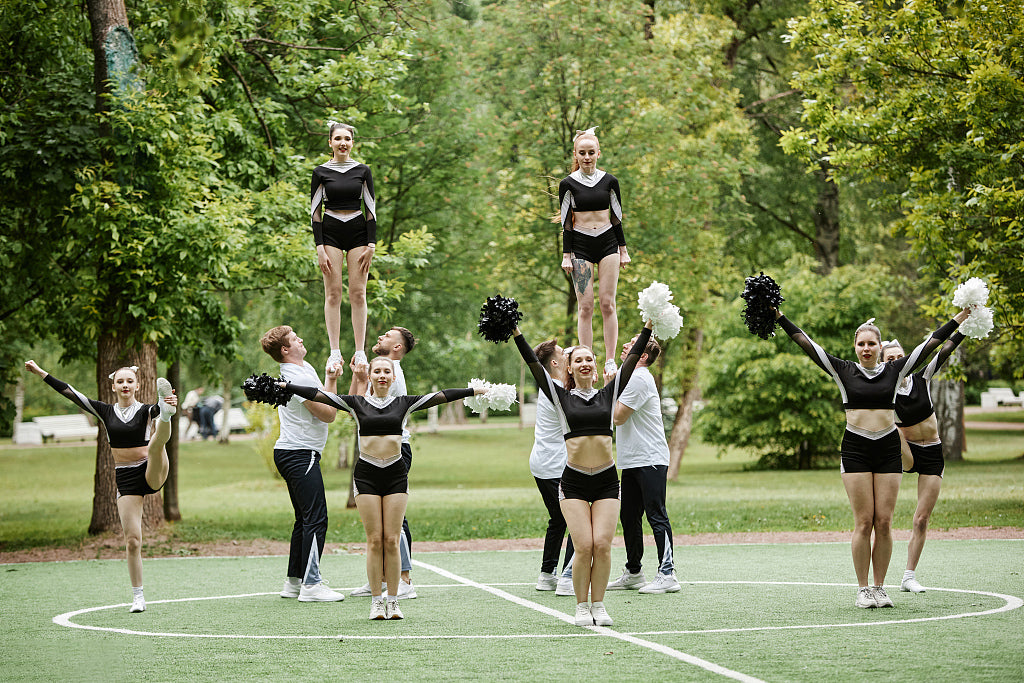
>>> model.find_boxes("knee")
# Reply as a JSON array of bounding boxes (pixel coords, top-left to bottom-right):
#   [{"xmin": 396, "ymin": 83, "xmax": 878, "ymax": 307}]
[
  {"xmin": 872, "ymin": 515, "xmax": 893, "ymax": 536},
  {"xmin": 598, "ymin": 296, "xmax": 616, "ymax": 317},
  {"xmin": 592, "ymin": 537, "xmax": 613, "ymax": 557},
  {"xmin": 577, "ymin": 299, "xmax": 595, "ymax": 318},
  {"xmin": 365, "ymin": 535, "xmax": 384, "ymax": 554},
  {"xmin": 348, "ymin": 285, "xmax": 367, "ymax": 307},
  {"xmin": 124, "ymin": 533, "xmax": 142, "ymax": 555},
  {"xmin": 383, "ymin": 531, "xmax": 402, "ymax": 551},
  {"xmin": 324, "ymin": 285, "xmax": 345, "ymax": 306},
  {"xmin": 573, "ymin": 540, "xmax": 594, "ymax": 559},
  {"xmin": 913, "ymin": 512, "xmax": 931, "ymax": 532}
]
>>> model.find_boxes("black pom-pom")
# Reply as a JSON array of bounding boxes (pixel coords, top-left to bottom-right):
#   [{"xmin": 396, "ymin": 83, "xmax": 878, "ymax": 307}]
[
  {"xmin": 242, "ymin": 373, "xmax": 292, "ymax": 407},
  {"xmin": 477, "ymin": 295, "xmax": 523, "ymax": 344},
  {"xmin": 741, "ymin": 273, "xmax": 784, "ymax": 340}
]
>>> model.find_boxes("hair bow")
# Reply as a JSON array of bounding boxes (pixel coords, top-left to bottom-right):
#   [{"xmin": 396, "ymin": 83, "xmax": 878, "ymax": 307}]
[{"xmin": 573, "ymin": 126, "xmax": 598, "ymax": 141}]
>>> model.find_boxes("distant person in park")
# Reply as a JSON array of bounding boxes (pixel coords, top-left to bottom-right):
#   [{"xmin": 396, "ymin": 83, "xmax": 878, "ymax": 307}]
[
  {"xmin": 311, "ymin": 121, "xmax": 376, "ymax": 375},
  {"xmin": 347, "ymin": 326, "xmax": 420, "ymax": 600},
  {"xmin": 259, "ymin": 325, "xmax": 346, "ymax": 605},
  {"xmin": 180, "ymin": 385, "xmax": 205, "ymax": 439},
  {"xmin": 195, "ymin": 392, "xmax": 224, "ymax": 440},
  {"xmin": 272, "ymin": 357, "xmax": 487, "ymax": 621},
  {"xmin": 24, "ymin": 360, "xmax": 177, "ymax": 613},
  {"xmin": 774, "ymin": 306, "xmax": 969, "ymax": 608},
  {"xmin": 557, "ymin": 127, "xmax": 630, "ymax": 381},
  {"xmin": 608, "ymin": 333, "xmax": 680, "ymax": 595},
  {"xmin": 528, "ymin": 339, "xmax": 575, "ymax": 594},
  {"xmin": 880, "ymin": 325, "xmax": 968, "ymax": 594},
  {"xmin": 514, "ymin": 317, "xmax": 654, "ymax": 627}
]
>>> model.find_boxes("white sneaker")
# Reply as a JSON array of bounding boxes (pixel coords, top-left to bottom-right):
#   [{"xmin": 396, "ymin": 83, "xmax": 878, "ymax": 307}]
[
  {"xmin": 590, "ymin": 602, "xmax": 613, "ymax": 626},
  {"xmin": 349, "ymin": 581, "xmax": 379, "ymax": 598},
  {"xmin": 607, "ymin": 569, "xmax": 647, "ymax": 590},
  {"xmin": 536, "ymin": 572, "xmax": 558, "ymax": 591},
  {"xmin": 603, "ymin": 359, "xmax": 617, "ymax": 376},
  {"xmin": 326, "ymin": 350, "xmax": 343, "ymax": 374},
  {"xmin": 397, "ymin": 579, "xmax": 417, "ymax": 600},
  {"xmin": 352, "ymin": 349, "xmax": 368, "ymax": 369},
  {"xmin": 369, "ymin": 597, "xmax": 387, "ymax": 620},
  {"xmin": 298, "ymin": 582, "xmax": 345, "ymax": 602},
  {"xmin": 386, "ymin": 598, "xmax": 404, "ymax": 620},
  {"xmin": 872, "ymin": 586, "xmax": 894, "ymax": 608},
  {"xmin": 157, "ymin": 377, "xmax": 176, "ymax": 417},
  {"xmin": 638, "ymin": 572, "xmax": 681, "ymax": 594},
  {"xmin": 901, "ymin": 577, "xmax": 926, "ymax": 593},
  {"xmin": 280, "ymin": 578, "xmax": 300, "ymax": 598},
  {"xmin": 574, "ymin": 603, "xmax": 594, "ymax": 626},
  {"xmin": 555, "ymin": 576, "xmax": 575, "ymax": 596},
  {"xmin": 129, "ymin": 595, "xmax": 146, "ymax": 613},
  {"xmin": 855, "ymin": 586, "xmax": 877, "ymax": 608}
]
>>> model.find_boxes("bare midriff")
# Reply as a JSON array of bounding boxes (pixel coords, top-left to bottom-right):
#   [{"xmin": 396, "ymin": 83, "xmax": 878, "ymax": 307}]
[
  {"xmin": 846, "ymin": 408, "xmax": 896, "ymax": 433},
  {"xmin": 359, "ymin": 434, "xmax": 402, "ymax": 461},
  {"xmin": 571, "ymin": 209, "xmax": 611, "ymax": 232},
  {"xmin": 565, "ymin": 434, "xmax": 614, "ymax": 469},
  {"xmin": 898, "ymin": 413, "xmax": 939, "ymax": 443},
  {"xmin": 111, "ymin": 445, "xmax": 150, "ymax": 466}
]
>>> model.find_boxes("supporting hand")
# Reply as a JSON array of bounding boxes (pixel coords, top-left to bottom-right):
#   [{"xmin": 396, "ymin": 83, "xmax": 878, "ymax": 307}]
[{"xmin": 317, "ymin": 245, "xmax": 332, "ymax": 276}]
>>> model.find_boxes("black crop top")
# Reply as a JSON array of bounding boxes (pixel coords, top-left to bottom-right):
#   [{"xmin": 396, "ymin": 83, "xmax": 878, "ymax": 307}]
[
  {"xmin": 895, "ymin": 332, "xmax": 965, "ymax": 427},
  {"xmin": 559, "ymin": 170, "xmax": 626, "ymax": 249},
  {"xmin": 515, "ymin": 325, "xmax": 651, "ymax": 440},
  {"xmin": 778, "ymin": 316, "xmax": 961, "ymax": 411},
  {"xmin": 310, "ymin": 160, "xmax": 377, "ymax": 246},
  {"xmin": 43, "ymin": 375, "xmax": 158, "ymax": 448}
]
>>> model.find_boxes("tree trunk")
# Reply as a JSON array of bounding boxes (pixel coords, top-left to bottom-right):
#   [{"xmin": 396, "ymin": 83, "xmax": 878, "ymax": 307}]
[
  {"xmin": 811, "ymin": 165, "xmax": 840, "ymax": 274},
  {"xmin": 667, "ymin": 328, "xmax": 703, "ymax": 481},
  {"xmin": 217, "ymin": 372, "xmax": 232, "ymax": 443},
  {"xmin": 933, "ymin": 378, "xmax": 965, "ymax": 462},
  {"xmin": 163, "ymin": 360, "xmax": 182, "ymax": 521},
  {"xmin": 12, "ymin": 374, "xmax": 24, "ymax": 442},
  {"xmin": 91, "ymin": 333, "xmax": 164, "ymax": 534}
]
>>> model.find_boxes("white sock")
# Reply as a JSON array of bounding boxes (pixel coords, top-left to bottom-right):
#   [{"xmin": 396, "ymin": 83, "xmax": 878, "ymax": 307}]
[
  {"xmin": 903, "ymin": 569, "xmax": 916, "ymax": 580},
  {"xmin": 592, "ymin": 601, "xmax": 604, "ymax": 608},
  {"xmin": 132, "ymin": 586, "xmax": 144, "ymax": 598},
  {"xmin": 159, "ymin": 403, "xmax": 175, "ymax": 421},
  {"xmin": 386, "ymin": 594, "xmax": 397, "ymax": 601}
]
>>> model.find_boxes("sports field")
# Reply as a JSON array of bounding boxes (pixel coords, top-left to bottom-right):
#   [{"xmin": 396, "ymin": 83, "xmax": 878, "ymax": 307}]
[{"xmin": 4, "ymin": 538, "xmax": 1022, "ymax": 682}]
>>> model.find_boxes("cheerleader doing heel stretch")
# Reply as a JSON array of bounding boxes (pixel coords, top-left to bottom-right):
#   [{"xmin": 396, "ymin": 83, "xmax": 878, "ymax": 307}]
[
  {"xmin": 24, "ymin": 360, "xmax": 177, "ymax": 613},
  {"xmin": 515, "ymin": 318, "xmax": 653, "ymax": 627},
  {"xmin": 280, "ymin": 358, "xmax": 486, "ymax": 621},
  {"xmin": 775, "ymin": 307, "xmax": 968, "ymax": 609},
  {"xmin": 558, "ymin": 128, "xmax": 631, "ymax": 380},
  {"xmin": 880, "ymin": 327, "xmax": 968, "ymax": 594}
]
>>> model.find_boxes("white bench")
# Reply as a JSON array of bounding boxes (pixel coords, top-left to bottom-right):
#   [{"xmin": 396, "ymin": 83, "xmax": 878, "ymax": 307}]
[
  {"xmin": 979, "ymin": 388, "xmax": 1024, "ymax": 409},
  {"xmin": 220, "ymin": 407, "xmax": 250, "ymax": 433},
  {"xmin": 33, "ymin": 414, "xmax": 98, "ymax": 443}
]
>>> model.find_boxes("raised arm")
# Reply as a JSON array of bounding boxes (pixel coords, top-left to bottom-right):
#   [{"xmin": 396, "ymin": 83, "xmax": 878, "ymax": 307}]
[
  {"xmin": 282, "ymin": 382, "xmax": 351, "ymax": 417},
  {"xmin": 775, "ymin": 312, "xmax": 840, "ymax": 376},
  {"xmin": 26, "ymin": 360, "xmax": 105, "ymax": 419},
  {"xmin": 407, "ymin": 387, "xmax": 482, "ymax": 413},
  {"xmin": 895, "ymin": 309, "xmax": 969, "ymax": 378},
  {"xmin": 513, "ymin": 328, "xmax": 556, "ymax": 403},
  {"xmin": 613, "ymin": 322, "xmax": 653, "ymax": 399},
  {"xmin": 920, "ymin": 332, "xmax": 967, "ymax": 381}
]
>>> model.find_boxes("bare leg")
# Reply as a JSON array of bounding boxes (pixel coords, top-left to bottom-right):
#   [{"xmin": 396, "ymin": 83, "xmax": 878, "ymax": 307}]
[
  {"xmin": 898, "ymin": 430, "xmax": 913, "ymax": 472},
  {"xmin": 588, "ymin": 498, "xmax": 620, "ymax": 604},
  {"xmin": 595, "ymin": 253, "xmax": 620, "ymax": 364},
  {"xmin": 355, "ymin": 494, "xmax": 385, "ymax": 597},
  {"xmin": 907, "ymin": 474, "xmax": 942, "ymax": 571},
  {"xmin": 322, "ymin": 244, "xmax": 347, "ymax": 351},
  {"xmin": 572, "ymin": 258, "xmax": 595, "ymax": 349},
  {"xmin": 842, "ymin": 472, "xmax": 875, "ymax": 587},
  {"xmin": 145, "ymin": 419, "xmax": 171, "ymax": 490},
  {"xmin": 381, "ymin": 493, "xmax": 409, "ymax": 597},
  {"xmin": 117, "ymin": 495, "xmax": 145, "ymax": 587},
  {"xmin": 870, "ymin": 472, "xmax": 902, "ymax": 586},
  {"xmin": 560, "ymin": 498, "xmax": 594, "ymax": 602},
  {"xmin": 346, "ymin": 246, "xmax": 371, "ymax": 356}
]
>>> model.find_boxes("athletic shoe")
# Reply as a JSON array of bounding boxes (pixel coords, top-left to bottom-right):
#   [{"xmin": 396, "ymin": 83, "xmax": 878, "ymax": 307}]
[
  {"xmin": 901, "ymin": 577, "xmax": 926, "ymax": 593},
  {"xmin": 603, "ymin": 359, "xmax": 617, "ymax": 376},
  {"xmin": 555, "ymin": 576, "xmax": 575, "ymax": 596},
  {"xmin": 298, "ymin": 582, "xmax": 345, "ymax": 602},
  {"xmin": 574, "ymin": 603, "xmax": 594, "ymax": 626},
  {"xmin": 369, "ymin": 597, "xmax": 387, "ymax": 620},
  {"xmin": 590, "ymin": 602, "xmax": 613, "ymax": 626},
  {"xmin": 129, "ymin": 595, "xmax": 146, "ymax": 613},
  {"xmin": 638, "ymin": 572, "xmax": 681, "ymax": 594},
  {"xmin": 352, "ymin": 349, "xmax": 368, "ymax": 369},
  {"xmin": 397, "ymin": 579, "xmax": 417, "ymax": 600},
  {"xmin": 157, "ymin": 377, "xmax": 176, "ymax": 416},
  {"xmin": 535, "ymin": 572, "xmax": 558, "ymax": 591},
  {"xmin": 349, "ymin": 582, "xmax": 379, "ymax": 598},
  {"xmin": 280, "ymin": 578, "xmax": 301, "ymax": 598},
  {"xmin": 326, "ymin": 350, "xmax": 343, "ymax": 374},
  {"xmin": 386, "ymin": 598, "xmax": 404, "ymax": 620},
  {"xmin": 607, "ymin": 569, "xmax": 647, "ymax": 590},
  {"xmin": 855, "ymin": 586, "xmax": 877, "ymax": 609},
  {"xmin": 872, "ymin": 586, "xmax": 894, "ymax": 608}
]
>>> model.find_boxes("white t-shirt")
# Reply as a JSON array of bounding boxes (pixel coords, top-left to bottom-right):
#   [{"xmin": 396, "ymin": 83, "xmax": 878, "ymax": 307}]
[
  {"xmin": 529, "ymin": 379, "xmax": 568, "ymax": 479},
  {"xmin": 615, "ymin": 366, "xmax": 670, "ymax": 468},
  {"xmin": 275, "ymin": 361, "xmax": 329, "ymax": 452},
  {"xmin": 365, "ymin": 358, "xmax": 410, "ymax": 444}
]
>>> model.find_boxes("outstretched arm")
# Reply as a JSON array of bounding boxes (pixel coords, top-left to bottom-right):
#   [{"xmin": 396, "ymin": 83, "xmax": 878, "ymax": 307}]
[
  {"xmin": 898, "ymin": 309, "xmax": 970, "ymax": 377},
  {"xmin": 920, "ymin": 332, "xmax": 967, "ymax": 381},
  {"xmin": 26, "ymin": 360, "xmax": 105, "ymax": 419},
  {"xmin": 411, "ymin": 387, "xmax": 485, "ymax": 412},
  {"xmin": 774, "ymin": 310, "xmax": 839, "ymax": 376},
  {"xmin": 513, "ymin": 327, "xmax": 555, "ymax": 403},
  {"xmin": 281, "ymin": 382, "xmax": 348, "ymax": 422},
  {"xmin": 613, "ymin": 321, "xmax": 653, "ymax": 399}
]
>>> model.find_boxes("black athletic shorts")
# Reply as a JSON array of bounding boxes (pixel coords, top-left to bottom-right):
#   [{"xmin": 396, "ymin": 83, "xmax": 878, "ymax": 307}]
[
  {"xmin": 558, "ymin": 464, "xmax": 620, "ymax": 503},
  {"xmin": 907, "ymin": 441, "xmax": 944, "ymax": 477},
  {"xmin": 115, "ymin": 460, "xmax": 161, "ymax": 497},
  {"xmin": 353, "ymin": 457, "xmax": 408, "ymax": 497},
  {"xmin": 322, "ymin": 213, "xmax": 370, "ymax": 252},
  {"xmin": 571, "ymin": 230, "xmax": 619, "ymax": 265},
  {"xmin": 840, "ymin": 429, "xmax": 902, "ymax": 474}
]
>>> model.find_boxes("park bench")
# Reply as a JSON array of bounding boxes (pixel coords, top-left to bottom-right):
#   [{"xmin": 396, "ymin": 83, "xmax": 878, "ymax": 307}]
[
  {"xmin": 979, "ymin": 388, "xmax": 1024, "ymax": 409},
  {"xmin": 222, "ymin": 407, "xmax": 250, "ymax": 433},
  {"xmin": 33, "ymin": 414, "xmax": 98, "ymax": 443}
]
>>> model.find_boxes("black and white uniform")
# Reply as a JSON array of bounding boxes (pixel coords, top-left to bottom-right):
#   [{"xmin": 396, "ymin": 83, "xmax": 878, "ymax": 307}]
[
  {"xmin": 778, "ymin": 316, "xmax": 961, "ymax": 474},
  {"xmin": 42, "ymin": 375, "xmax": 160, "ymax": 497},
  {"xmin": 285, "ymin": 384, "xmax": 475, "ymax": 496},
  {"xmin": 515, "ymin": 326, "xmax": 652, "ymax": 501},
  {"xmin": 559, "ymin": 169, "xmax": 626, "ymax": 264},
  {"xmin": 530, "ymin": 378, "xmax": 574, "ymax": 575},
  {"xmin": 310, "ymin": 159, "xmax": 377, "ymax": 251},
  {"xmin": 895, "ymin": 332, "xmax": 966, "ymax": 477}
]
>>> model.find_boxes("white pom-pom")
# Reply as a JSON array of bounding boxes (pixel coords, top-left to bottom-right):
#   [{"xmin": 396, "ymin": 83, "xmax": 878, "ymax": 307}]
[
  {"xmin": 637, "ymin": 281, "xmax": 684, "ymax": 340},
  {"xmin": 960, "ymin": 305, "xmax": 994, "ymax": 339},
  {"xmin": 952, "ymin": 277, "xmax": 989, "ymax": 308},
  {"xmin": 464, "ymin": 378, "xmax": 490, "ymax": 414},
  {"xmin": 484, "ymin": 383, "xmax": 518, "ymax": 412}
]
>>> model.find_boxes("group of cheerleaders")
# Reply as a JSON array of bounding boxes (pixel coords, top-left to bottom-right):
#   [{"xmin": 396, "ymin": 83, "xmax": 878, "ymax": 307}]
[{"xmin": 25, "ymin": 124, "xmax": 976, "ymax": 624}]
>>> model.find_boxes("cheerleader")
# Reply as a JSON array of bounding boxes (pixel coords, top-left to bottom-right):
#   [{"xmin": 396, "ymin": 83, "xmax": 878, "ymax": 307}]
[{"xmin": 24, "ymin": 361, "xmax": 177, "ymax": 613}]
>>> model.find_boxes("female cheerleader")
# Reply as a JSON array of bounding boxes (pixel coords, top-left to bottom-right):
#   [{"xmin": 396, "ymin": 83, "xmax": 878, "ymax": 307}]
[
  {"xmin": 311, "ymin": 121, "xmax": 376, "ymax": 372},
  {"xmin": 276, "ymin": 358, "xmax": 486, "ymax": 621},
  {"xmin": 880, "ymin": 327, "xmax": 967, "ymax": 594},
  {"xmin": 774, "ymin": 307, "xmax": 969, "ymax": 608},
  {"xmin": 514, "ymin": 318, "xmax": 653, "ymax": 627},
  {"xmin": 24, "ymin": 361, "xmax": 177, "ymax": 613},
  {"xmin": 558, "ymin": 128, "xmax": 630, "ymax": 379}
]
